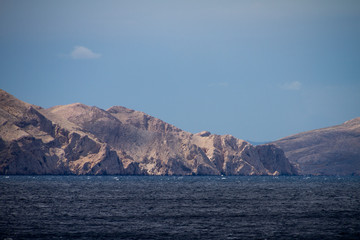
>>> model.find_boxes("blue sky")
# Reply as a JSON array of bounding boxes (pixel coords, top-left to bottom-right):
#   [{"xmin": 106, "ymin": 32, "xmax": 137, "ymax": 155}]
[{"xmin": 1, "ymin": 0, "xmax": 360, "ymax": 141}]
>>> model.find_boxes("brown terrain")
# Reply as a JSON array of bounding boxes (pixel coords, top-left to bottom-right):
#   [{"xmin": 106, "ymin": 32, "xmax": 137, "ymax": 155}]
[
  {"xmin": 0, "ymin": 89, "xmax": 296, "ymax": 175},
  {"xmin": 273, "ymin": 118, "xmax": 360, "ymax": 175}
]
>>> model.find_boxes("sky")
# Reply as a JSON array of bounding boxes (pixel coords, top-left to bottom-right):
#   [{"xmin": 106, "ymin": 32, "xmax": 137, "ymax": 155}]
[{"xmin": 1, "ymin": 0, "xmax": 360, "ymax": 142}]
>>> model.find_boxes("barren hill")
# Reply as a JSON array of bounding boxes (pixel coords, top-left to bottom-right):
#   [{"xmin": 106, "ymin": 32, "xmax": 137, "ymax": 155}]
[
  {"xmin": 0, "ymin": 89, "xmax": 296, "ymax": 175},
  {"xmin": 273, "ymin": 118, "xmax": 360, "ymax": 175}
]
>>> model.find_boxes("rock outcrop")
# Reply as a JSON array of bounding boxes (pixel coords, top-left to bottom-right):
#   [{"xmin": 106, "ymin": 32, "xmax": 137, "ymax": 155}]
[
  {"xmin": 0, "ymin": 89, "xmax": 297, "ymax": 175},
  {"xmin": 272, "ymin": 118, "xmax": 360, "ymax": 175}
]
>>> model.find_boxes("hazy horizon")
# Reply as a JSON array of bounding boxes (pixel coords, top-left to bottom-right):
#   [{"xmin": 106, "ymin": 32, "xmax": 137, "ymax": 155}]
[{"xmin": 1, "ymin": 0, "xmax": 359, "ymax": 141}]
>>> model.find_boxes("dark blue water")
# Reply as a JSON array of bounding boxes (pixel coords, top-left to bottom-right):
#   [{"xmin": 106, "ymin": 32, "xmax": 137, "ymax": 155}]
[{"xmin": 1, "ymin": 176, "xmax": 359, "ymax": 240}]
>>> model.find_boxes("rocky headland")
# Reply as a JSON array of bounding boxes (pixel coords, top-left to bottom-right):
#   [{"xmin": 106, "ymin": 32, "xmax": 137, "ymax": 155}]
[{"xmin": 0, "ymin": 89, "xmax": 296, "ymax": 176}]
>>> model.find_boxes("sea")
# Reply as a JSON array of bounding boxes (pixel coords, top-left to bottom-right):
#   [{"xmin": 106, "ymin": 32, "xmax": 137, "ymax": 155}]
[{"xmin": 0, "ymin": 175, "xmax": 359, "ymax": 240}]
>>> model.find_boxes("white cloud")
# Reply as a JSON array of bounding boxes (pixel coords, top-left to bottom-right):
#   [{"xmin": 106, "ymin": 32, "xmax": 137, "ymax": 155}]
[
  {"xmin": 70, "ymin": 46, "xmax": 101, "ymax": 59},
  {"xmin": 281, "ymin": 81, "xmax": 302, "ymax": 90}
]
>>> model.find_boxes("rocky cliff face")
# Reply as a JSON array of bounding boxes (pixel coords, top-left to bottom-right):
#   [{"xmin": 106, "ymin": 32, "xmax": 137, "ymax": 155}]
[
  {"xmin": 273, "ymin": 118, "xmax": 360, "ymax": 175},
  {"xmin": 0, "ymin": 91, "xmax": 139, "ymax": 175},
  {"xmin": 0, "ymin": 89, "xmax": 297, "ymax": 175}
]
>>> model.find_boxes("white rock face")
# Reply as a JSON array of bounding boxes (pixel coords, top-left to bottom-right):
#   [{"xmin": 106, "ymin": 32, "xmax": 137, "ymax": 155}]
[{"xmin": 0, "ymin": 89, "xmax": 297, "ymax": 175}]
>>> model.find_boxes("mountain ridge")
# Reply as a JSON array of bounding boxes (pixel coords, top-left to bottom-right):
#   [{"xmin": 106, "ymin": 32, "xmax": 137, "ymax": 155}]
[{"xmin": 0, "ymin": 89, "xmax": 296, "ymax": 176}]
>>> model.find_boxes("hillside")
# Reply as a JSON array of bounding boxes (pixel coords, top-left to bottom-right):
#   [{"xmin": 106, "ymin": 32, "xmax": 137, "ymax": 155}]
[
  {"xmin": 0, "ymin": 89, "xmax": 296, "ymax": 175},
  {"xmin": 273, "ymin": 118, "xmax": 360, "ymax": 175}
]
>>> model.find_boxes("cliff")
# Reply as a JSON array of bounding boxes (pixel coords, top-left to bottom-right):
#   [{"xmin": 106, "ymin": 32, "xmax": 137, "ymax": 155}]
[{"xmin": 0, "ymin": 89, "xmax": 297, "ymax": 175}]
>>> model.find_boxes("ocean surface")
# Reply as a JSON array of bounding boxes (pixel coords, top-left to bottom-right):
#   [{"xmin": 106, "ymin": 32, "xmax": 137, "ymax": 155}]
[{"xmin": 0, "ymin": 176, "xmax": 359, "ymax": 240}]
